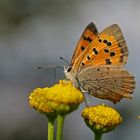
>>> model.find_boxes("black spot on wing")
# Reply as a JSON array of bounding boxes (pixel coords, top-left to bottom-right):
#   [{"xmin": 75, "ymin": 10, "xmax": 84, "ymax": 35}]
[
  {"xmin": 86, "ymin": 37, "xmax": 92, "ymax": 42},
  {"xmin": 87, "ymin": 55, "xmax": 90, "ymax": 60},
  {"xmin": 81, "ymin": 62, "xmax": 85, "ymax": 66},
  {"xmin": 110, "ymin": 52, "xmax": 115, "ymax": 57},
  {"xmin": 104, "ymin": 49, "xmax": 109, "ymax": 53},
  {"xmin": 82, "ymin": 35, "xmax": 92, "ymax": 42},
  {"xmin": 83, "ymin": 35, "xmax": 86, "ymax": 40},
  {"xmin": 93, "ymin": 48, "xmax": 98, "ymax": 55},
  {"xmin": 81, "ymin": 46, "xmax": 85, "ymax": 51},
  {"xmin": 105, "ymin": 59, "xmax": 112, "ymax": 65},
  {"xmin": 103, "ymin": 39, "xmax": 108, "ymax": 43},
  {"xmin": 107, "ymin": 42, "xmax": 112, "ymax": 46},
  {"xmin": 103, "ymin": 39, "xmax": 112, "ymax": 46}
]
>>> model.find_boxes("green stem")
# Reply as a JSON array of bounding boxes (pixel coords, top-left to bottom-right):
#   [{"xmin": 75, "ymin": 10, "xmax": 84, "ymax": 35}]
[
  {"xmin": 48, "ymin": 117, "xmax": 55, "ymax": 140},
  {"xmin": 94, "ymin": 132, "xmax": 102, "ymax": 140},
  {"xmin": 56, "ymin": 114, "xmax": 65, "ymax": 140}
]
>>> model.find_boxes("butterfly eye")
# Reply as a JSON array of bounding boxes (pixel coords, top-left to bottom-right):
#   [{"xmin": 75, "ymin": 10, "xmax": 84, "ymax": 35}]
[{"xmin": 67, "ymin": 67, "xmax": 72, "ymax": 72}]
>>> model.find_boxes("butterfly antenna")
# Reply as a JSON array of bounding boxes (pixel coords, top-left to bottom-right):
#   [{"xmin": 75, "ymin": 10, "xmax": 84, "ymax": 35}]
[
  {"xmin": 60, "ymin": 56, "xmax": 70, "ymax": 66},
  {"xmin": 36, "ymin": 65, "xmax": 64, "ymax": 70}
]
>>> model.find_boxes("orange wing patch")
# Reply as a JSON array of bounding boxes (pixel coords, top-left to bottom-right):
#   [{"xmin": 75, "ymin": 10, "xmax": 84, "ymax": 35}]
[
  {"xmin": 70, "ymin": 23, "xmax": 98, "ymax": 66},
  {"xmin": 72, "ymin": 24, "xmax": 128, "ymax": 72}
]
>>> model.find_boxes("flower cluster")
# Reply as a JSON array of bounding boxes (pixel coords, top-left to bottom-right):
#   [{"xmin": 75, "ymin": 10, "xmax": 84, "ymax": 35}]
[{"xmin": 29, "ymin": 80, "xmax": 123, "ymax": 140}]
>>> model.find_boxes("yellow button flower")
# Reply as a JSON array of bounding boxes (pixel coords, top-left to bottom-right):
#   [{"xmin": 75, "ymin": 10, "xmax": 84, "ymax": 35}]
[
  {"xmin": 45, "ymin": 80, "xmax": 84, "ymax": 114},
  {"xmin": 82, "ymin": 104, "xmax": 122, "ymax": 133},
  {"xmin": 29, "ymin": 87, "xmax": 54, "ymax": 115},
  {"xmin": 29, "ymin": 80, "xmax": 84, "ymax": 115},
  {"xmin": 46, "ymin": 80, "xmax": 84, "ymax": 104}
]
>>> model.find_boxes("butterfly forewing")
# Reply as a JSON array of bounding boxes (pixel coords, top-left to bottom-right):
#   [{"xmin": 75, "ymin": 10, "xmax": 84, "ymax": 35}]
[
  {"xmin": 72, "ymin": 24, "xmax": 128, "ymax": 72},
  {"xmin": 70, "ymin": 23, "xmax": 98, "ymax": 66}
]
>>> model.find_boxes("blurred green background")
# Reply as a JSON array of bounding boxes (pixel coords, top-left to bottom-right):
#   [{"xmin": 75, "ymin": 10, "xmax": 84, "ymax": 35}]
[{"xmin": 0, "ymin": 0, "xmax": 139, "ymax": 140}]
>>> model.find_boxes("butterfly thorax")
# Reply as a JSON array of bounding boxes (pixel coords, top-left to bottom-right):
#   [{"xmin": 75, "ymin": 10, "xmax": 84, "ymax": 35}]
[{"xmin": 64, "ymin": 66, "xmax": 80, "ymax": 88}]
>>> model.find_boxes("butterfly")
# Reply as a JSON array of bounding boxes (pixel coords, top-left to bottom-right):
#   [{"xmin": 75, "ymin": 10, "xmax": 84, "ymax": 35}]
[{"xmin": 64, "ymin": 22, "xmax": 135, "ymax": 103}]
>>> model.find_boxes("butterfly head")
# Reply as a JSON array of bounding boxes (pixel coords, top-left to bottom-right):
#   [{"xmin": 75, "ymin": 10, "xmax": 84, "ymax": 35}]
[
  {"xmin": 64, "ymin": 66, "xmax": 80, "ymax": 87},
  {"xmin": 64, "ymin": 66, "xmax": 72, "ymax": 79}
]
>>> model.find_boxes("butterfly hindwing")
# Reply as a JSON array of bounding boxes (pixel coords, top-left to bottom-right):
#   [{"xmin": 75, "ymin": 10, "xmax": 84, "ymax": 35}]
[
  {"xmin": 72, "ymin": 24, "xmax": 128, "ymax": 72},
  {"xmin": 70, "ymin": 22, "xmax": 98, "ymax": 66},
  {"xmin": 78, "ymin": 66, "xmax": 135, "ymax": 103}
]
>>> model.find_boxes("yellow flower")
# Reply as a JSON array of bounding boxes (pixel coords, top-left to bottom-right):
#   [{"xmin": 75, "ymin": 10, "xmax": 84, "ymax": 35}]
[
  {"xmin": 45, "ymin": 80, "xmax": 84, "ymax": 114},
  {"xmin": 29, "ymin": 80, "xmax": 84, "ymax": 115},
  {"xmin": 29, "ymin": 87, "xmax": 54, "ymax": 115},
  {"xmin": 81, "ymin": 104, "xmax": 122, "ymax": 133}
]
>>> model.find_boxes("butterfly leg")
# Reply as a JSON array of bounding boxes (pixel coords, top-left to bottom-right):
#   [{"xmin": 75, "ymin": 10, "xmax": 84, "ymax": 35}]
[
  {"xmin": 80, "ymin": 87, "xmax": 89, "ymax": 94},
  {"xmin": 79, "ymin": 86, "xmax": 89, "ymax": 107}
]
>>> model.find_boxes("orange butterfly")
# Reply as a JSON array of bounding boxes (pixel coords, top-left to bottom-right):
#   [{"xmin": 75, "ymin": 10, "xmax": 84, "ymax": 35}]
[{"xmin": 64, "ymin": 23, "xmax": 135, "ymax": 103}]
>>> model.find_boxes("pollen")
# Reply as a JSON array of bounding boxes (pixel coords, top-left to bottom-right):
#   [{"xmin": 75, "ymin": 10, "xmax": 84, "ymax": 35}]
[{"xmin": 81, "ymin": 104, "xmax": 122, "ymax": 133}]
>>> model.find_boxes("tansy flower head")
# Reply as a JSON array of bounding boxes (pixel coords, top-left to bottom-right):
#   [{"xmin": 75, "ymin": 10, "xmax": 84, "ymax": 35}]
[
  {"xmin": 29, "ymin": 80, "xmax": 84, "ymax": 116},
  {"xmin": 81, "ymin": 104, "xmax": 122, "ymax": 133},
  {"xmin": 29, "ymin": 87, "xmax": 55, "ymax": 116},
  {"xmin": 45, "ymin": 80, "xmax": 84, "ymax": 114}
]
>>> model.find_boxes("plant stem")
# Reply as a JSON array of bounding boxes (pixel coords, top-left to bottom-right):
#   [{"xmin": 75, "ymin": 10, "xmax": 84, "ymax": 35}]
[
  {"xmin": 48, "ymin": 117, "xmax": 55, "ymax": 140},
  {"xmin": 94, "ymin": 132, "xmax": 102, "ymax": 140},
  {"xmin": 56, "ymin": 114, "xmax": 65, "ymax": 140}
]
